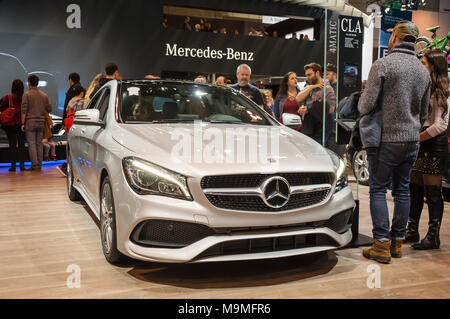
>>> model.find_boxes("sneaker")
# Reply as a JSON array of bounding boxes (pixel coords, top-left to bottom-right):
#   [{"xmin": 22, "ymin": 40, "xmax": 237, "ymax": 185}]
[
  {"xmin": 8, "ymin": 166, "xmax": 16, "ymax": 172},
  {"xmin": 56, "ymin": 164, "xmax": 67, "ymax": 177},
  {"xmin": 25, "ymin": 166, "xmax": 41, "ymax": 172},
  {"xmin": 51, "ymin": 155, "xmax": 57, "ymax": 161}
]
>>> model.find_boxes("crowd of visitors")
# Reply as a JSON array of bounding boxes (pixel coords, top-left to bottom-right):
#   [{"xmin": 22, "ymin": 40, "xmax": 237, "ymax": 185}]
[{"xmin": 164, "ymin": 15, "xmax": 314, "ymax": 40}]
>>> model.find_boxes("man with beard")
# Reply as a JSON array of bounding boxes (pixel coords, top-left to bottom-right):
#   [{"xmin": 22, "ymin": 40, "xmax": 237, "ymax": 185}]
[
  {"xmin": 296, "ymin": 62, "xmax": 336, "ymax": 144},
  {"xmin": 230, "ymin": 64, "xmax": 264, "ymax": 108},
  {"xmin": 358, "ymin": 21, "xmax": 430, "ymax": 264}
]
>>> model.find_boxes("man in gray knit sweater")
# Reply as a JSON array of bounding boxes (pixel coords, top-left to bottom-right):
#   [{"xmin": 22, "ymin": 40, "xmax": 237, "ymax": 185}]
[
  {"xmin": 21, "ymin": 75, "xmax": 52, "ymax": 171},
  {"xmin": 358, "ymin": 21, "xmax": 431, "ymax": 264}
]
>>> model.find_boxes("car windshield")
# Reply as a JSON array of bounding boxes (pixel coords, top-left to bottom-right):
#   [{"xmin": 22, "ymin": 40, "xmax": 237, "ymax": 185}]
[{"xmin": 119, "ymin": 81, "xmax": 276, "ymax": 126}]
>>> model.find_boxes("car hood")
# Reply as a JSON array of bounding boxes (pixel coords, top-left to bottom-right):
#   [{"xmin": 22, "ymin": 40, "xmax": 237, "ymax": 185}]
[{"xmin": 112, "ymin": 123, "xmax": 336, "ymax": 177}]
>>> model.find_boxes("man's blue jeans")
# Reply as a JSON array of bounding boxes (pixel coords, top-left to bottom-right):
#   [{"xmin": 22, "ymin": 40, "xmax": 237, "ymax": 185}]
[{"xmin": 367, "ymin": 142, "xmax": 419, "ymax": 241}]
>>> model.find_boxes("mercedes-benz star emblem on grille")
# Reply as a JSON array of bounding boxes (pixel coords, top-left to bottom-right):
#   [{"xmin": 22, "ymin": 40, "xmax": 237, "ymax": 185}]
[{"xmin": 261, "ymin": 176, "xmax": 291, "ymax": 208}]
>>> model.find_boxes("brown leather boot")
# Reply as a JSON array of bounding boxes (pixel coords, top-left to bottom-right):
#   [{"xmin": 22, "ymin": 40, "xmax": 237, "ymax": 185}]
[
  {"xmin": 390, "ymin": 238, "xmax": 403, "ymax": 258},
  {"xmin": 363, "ymin": 239, "xmax": 391, "ymax": 264}
]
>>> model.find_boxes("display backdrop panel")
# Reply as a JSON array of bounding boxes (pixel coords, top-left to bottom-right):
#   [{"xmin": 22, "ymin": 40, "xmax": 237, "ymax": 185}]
[{"xmin": 0, "ymin": 0, "xmax": 325, "ymax": 116}]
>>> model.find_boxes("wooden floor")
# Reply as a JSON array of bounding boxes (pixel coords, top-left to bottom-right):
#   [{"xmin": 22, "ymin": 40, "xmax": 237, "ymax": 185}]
[{"xmin": 0, "ymin": 163, "xmax": 449, "ymax": 299}]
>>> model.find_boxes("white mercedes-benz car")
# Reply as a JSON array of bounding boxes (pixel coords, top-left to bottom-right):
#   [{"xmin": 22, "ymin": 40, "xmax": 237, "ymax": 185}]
[{"xmin": 67, "ymin": 79, "xmax": 355, "ymax": 264}]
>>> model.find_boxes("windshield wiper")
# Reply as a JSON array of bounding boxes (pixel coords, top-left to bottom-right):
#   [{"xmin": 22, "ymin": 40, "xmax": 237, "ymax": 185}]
[
  {"xmin": 150, "ymin": 119, "xmax": 195, "ymax": 123},
  {"xmin": 205, "ymin": 120, "xmax": 246, "ymax": 124}
]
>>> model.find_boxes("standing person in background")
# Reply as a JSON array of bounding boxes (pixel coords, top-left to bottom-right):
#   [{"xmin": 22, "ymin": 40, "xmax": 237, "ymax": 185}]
[
  {"xmin": 60, "ymin": 72, "xmax": 81, "ymax": 176},
  {"xmin": 89, "ymin": 63, "xmax": 121, "ymax": 99},
  {"xmin": 326, "ymin": 64, "xmax": 337, "ymax": 94},
  {"xmin": 182, "ymin": 17, "xmax": 192, "ymax": 31},
  {"xmin": 326, "ymin": 63, "xmax": 338, "ymax": 147},
  {"xmin": 194, "ymin": 75, "xmax": 207, "ymax": 84},
  {"xmin": 57, "ymin": 85, "xmax": 86, "ymax": 177},
  {"xmin": 406, "ymin": 50, "xmax": 449, "ymax": 250},
  {"xmin": 199, "ymin": 18, "xmax": 205, "ymax": 31},
  {"xmin": 274, "ymin": 72, "xmax": 300, "ymax": 127},
  {"xmin": 259, "ymin": 26, "xmax": 268, "ymax": 37},
  {"xmin": 215, "ymin": 76, "xmax": 227, "ymax": 86},
  {"xmin": 21, "ymin": 74, "xmax": 52, "ymax": 171},
  {"xmin": 0, "ymin": 80, "xmax": 25, "ymax": 171},
  {"xmin": 42, "ymin": 112, "xmax": 56, "ymax": 161},
  {"xmin": 230, "ymin": 64, "xmax": 264, "ymax": 109},
  {"xmin": 296, "ymin": 63, "xmax": 336, "ymax": 144},
  {"xmin": 357, "ymin": 20, "xmax": 431, "ymax": 264},
  {"xmin": 63, "ymin": 73, "xmax": 80, "ymax": 122},
  {"xmin": 262, "ymin": 90, "xmax": 275, "ymax": 114},
  {"xmin": 84, "ymin": 73, "xmax": 105, "ymax": 106}
]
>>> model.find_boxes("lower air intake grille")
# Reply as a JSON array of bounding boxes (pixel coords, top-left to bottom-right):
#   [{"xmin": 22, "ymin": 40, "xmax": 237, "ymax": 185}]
[
  {"xmin": 131, "ymin": 220, "xmax": 215, "ymax": 248},
  {"xmin": 195, "ymin": 233, "xmax": 338, "ymax": 261}
]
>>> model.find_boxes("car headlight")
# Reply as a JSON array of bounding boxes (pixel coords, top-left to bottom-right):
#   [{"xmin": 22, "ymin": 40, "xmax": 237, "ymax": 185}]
[
  {"xmin": 326, "ymin": 149, "xmax": 348, "ymax": 193},
  {"xmin": 122, "ymin": 157, "xmax": 192, "ymax": 200}
]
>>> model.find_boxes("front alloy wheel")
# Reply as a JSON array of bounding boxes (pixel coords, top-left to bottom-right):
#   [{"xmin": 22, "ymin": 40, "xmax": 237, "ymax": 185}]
[
  {"xmin": 100, "ymin": 176, "xmax": 126, "ymax": 264},
  {"xmin": 353, "ymin": 150, "xmax": 370, "ymax": 186}
]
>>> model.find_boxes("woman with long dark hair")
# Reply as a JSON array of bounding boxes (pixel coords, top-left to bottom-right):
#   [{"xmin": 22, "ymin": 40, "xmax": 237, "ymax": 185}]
[
  {"xmin": 273, "ymin": 72, "xmax": 301, "ymax": 127},
  {"xmin": 0, "ymin": 79, "xmax": 25, "ymax": 171},
  {"xmin": 405, "ymin": 50, "xmax": 449, "ymax": 250}
]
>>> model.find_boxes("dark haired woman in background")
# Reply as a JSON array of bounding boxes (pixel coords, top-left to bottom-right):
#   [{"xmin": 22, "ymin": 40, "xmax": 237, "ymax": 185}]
[
  {"xmin": 0, "ymin": 79, "xmax": 25, "ymax": 171},
  {"xmin": 406, "ymin": 50, "xmax": 449, "ymax": 250},
  {"xmin": 273, "ymin": 72, "xmax": 301, "ymax": 129}
]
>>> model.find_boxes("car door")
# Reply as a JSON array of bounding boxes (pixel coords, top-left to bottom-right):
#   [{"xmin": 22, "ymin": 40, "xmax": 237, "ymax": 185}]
[
  {"xmin": 80, "ymin": 87, "xmax": 111, "ymax": 202},
  {"xmin": 70, "ymin": 90, "xmax": 103, "ymax": 194}
]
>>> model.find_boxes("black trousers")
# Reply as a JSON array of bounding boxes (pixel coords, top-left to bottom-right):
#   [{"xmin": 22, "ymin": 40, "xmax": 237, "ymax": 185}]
[{"xmin": 3, "ymin": 125, "xmax": 26, "ymax": 167}]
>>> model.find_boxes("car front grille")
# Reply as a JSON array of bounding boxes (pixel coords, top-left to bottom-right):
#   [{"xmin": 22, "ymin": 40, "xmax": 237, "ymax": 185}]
[
  {"xmin": 201, "ymin": 173, "xmax": 333, "ymax": 212},
  {"xmin": 205, "ymin": 190, "xmax": 330, "ymax": 212},
  {"xmin": 201, "ymin": 173, "xmax": 332, "ymax": 189},
  {"xmin": 194, "ymin": 233, "xmax": 339, "ymax": 261}
]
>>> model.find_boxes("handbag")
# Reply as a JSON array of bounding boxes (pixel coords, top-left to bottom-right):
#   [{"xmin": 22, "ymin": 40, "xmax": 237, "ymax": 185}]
[
  {"xmin": 64, "ymin": 108, "xmax": 75, "ymax": 133},
  {"xmin": 0, "ymin": 94, "xmax": 16, "ymax": 127},
  {"xmin": 359, "ymin": 109, "xmax": 382, "ymax": 149}
]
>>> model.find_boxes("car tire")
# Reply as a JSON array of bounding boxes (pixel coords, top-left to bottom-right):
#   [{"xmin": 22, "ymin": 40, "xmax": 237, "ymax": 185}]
[
  {"xmin": 352, "ymin": 150, "xmax": 370, "ymax": 186},
  {"xmin": 100, "ymin": 176, "xmax": 126, "ymax": 264},
  {"xmin": 67, "ymin": 152, "xmax": 83, "ymax": 201}
]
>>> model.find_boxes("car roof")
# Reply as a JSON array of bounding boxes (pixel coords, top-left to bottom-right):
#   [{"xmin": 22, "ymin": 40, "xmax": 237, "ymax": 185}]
[
  {"xmin": 118, "ymin": 79, "xmax": 242, "ymax": 95},
  {"xmin": 119, "ymin": 79, "xmax": 230, "ymax": 89}
]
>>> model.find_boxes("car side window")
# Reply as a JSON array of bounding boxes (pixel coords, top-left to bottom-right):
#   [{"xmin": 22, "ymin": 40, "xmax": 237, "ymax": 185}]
[
  {"xmin": 87, "ymin": 90, "xmax": 103, "ymax": 110},
  {"xmin": 97, "ymin": 89, "xmax": 110, "ymax": 121}
]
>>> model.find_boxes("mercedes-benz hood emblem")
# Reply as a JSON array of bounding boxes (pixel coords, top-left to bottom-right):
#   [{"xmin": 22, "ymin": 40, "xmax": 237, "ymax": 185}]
[{"xmin": 261, "ymin": 176, "xmax": 291, "ymax": 208}]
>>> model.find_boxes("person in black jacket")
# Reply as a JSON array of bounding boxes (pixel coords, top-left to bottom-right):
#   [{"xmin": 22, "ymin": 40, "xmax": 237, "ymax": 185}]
[
  {"xmin": 57, "ymin": 73, "xmax": 81, "ymax": 177},
  {"xmin": 89, "ymin": 63, "xmax": 121, "ymax": 100},
  {"xmin": 63, "ymin": 73, "xmax": 80, "ymax": 121}
]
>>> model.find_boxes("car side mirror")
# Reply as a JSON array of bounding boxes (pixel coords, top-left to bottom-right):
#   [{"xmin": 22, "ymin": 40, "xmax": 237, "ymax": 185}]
[
  {"xmin": 282, "ymin": 113, "xmax": 302, "ymax": 130},
  {"xmin": 74, "ymin": 109, "xmax": 104, "ymax": 127}
]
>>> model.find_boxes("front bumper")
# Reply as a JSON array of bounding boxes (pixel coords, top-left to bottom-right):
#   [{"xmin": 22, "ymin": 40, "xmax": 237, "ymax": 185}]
[{"xmin": 113, "ymin": 169, "xmax": 355, "ymax": 262}]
